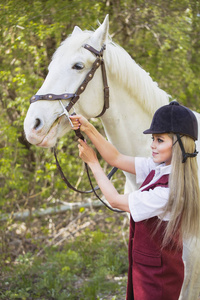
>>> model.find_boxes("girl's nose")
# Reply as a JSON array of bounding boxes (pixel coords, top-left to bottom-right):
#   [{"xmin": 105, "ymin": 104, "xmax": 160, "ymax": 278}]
[{"xmin": 151, "ymin": 141, "xmax": 156, "ymax": 149}]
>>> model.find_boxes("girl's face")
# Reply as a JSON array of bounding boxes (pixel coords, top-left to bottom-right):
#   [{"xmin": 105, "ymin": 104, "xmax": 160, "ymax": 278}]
[{"xmin": 151, "ymin": 134, "xmax": 173, "ymax": 165}]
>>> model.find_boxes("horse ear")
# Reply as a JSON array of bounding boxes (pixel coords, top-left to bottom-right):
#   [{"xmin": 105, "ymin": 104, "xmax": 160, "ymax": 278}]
[
  {"xmin": 72, "ymin": 26, "xmax": 82, "ymax": 36},
  {"xmin": 91, "ymin": 14, "xmax": 109, "ymax": 48}
]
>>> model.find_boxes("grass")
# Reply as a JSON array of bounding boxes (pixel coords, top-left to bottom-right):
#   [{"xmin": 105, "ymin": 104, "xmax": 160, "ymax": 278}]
[{"xmin": 1, "ymin": 229, "xmax": 128, "ymax": 300}]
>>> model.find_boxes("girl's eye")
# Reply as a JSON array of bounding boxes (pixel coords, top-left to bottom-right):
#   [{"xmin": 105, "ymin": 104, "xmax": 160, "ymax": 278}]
[
  {"xmin": 72, "ymin": 62, "xmax": 85, "ymax": 70},
  {"xmin": 158, "ymin": 138, "xmax": 164, "ymax": 143},
  {"xmin": 152, "ymin": 136, "xmax": 164, "ymax": 143}
]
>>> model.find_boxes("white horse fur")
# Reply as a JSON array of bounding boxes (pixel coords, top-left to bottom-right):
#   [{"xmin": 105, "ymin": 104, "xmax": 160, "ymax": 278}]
[{"xmin": 24, "ymin": 15, "xmax": 200, "ymax": 300}]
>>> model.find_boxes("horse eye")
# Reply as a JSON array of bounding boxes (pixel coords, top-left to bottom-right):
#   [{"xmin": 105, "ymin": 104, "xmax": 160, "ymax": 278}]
[{"xmin": 72, "ymin": 62, "xmax": 85, "ymax": 70}]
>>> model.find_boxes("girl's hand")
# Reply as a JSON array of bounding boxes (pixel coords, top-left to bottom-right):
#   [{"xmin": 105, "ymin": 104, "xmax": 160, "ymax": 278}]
[
  {"xmin": 69, "ymin": 114, "xmax": 90, "ymax": 132},
  {"xmin": 78, "ymin": 139, "xmax": 98, "ymax": 165}
]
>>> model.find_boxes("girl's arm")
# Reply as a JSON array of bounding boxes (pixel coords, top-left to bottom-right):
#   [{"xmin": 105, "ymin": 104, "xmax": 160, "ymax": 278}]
[
  {"xmin": 78, "ymin": 139, "xmax": 130, "ymax": 212},
  {"xmin": 70, "ymin": 114, "xmax": 136, "ymax": 175}
]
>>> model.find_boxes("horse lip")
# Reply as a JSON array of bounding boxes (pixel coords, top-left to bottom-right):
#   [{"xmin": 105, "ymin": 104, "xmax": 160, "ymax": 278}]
[{"xmin": 36, "ymin": 118, "xmax": 61, "ymax": 147}]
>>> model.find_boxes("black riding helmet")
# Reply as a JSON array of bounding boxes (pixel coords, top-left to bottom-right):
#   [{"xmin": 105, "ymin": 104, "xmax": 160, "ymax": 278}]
[{"xmin": 143, "ymin": 101, "xmax": 198, "ymax": 162}]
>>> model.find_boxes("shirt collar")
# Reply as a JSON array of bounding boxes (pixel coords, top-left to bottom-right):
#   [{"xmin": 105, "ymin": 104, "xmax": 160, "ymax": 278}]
[{"xmin": 154, "ymin": 162, "xmax": 171, "ymax": 177}]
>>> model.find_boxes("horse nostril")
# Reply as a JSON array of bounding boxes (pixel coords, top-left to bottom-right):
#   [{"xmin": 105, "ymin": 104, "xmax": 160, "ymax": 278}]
[{"xmin": 34, "ymin": 118, "xmax": 42, "ymax": 130}]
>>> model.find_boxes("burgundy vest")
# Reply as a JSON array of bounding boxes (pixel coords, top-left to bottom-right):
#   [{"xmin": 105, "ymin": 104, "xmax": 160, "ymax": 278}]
[{"xmin": 126, "ymin": 170, "xmax": 184, "ymax": 300}]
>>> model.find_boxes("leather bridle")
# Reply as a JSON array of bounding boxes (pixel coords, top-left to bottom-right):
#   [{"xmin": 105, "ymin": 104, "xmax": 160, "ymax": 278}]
[
  {"xmin": 30, "ymin": 43, "xmax": 124, "ymax": 213},
  {"xmin": 30, "ymin": 44, "xmax": 109, "ymax": 118}
]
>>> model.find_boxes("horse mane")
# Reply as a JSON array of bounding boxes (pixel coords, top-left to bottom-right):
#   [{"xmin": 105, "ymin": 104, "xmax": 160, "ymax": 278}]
[
  {"xmin": 50, "ymin": 29, "xmax": 170, "ymax": 115},
  {"xmin": 106, "ymin": 40, "xmax": 170, "ymax": 115}
]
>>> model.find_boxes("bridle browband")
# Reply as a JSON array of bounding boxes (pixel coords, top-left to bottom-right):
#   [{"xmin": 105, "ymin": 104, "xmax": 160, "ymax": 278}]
[
  {"xmin": 30, "ymin": 43, "xmax": 124, "ymax": 213},
  {"xmin": 30, "ymin": 44, "xmax": 109, "ymax": 118}
]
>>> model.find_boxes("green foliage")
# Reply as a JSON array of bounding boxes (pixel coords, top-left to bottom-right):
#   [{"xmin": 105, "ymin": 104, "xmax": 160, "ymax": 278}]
[
  {"xmin": 1, "ymin": 230, "xmax": 128, "ymax": 299},
  {"xmin": 1, "ymin": 0, "xmax": 200, "ymax": 213},
  {"xmin": 111, "ymin": 0, "xmax": 200, "ymax": 110},
  {"xmin": 0, "ymin": 1, "xmax": 200, "ymax": 297}
]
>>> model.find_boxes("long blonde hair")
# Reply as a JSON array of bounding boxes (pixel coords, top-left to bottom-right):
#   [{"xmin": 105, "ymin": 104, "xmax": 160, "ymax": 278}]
[{"xmin": 162, "ymin": 134, "xmax": 200, "ymax": 247}]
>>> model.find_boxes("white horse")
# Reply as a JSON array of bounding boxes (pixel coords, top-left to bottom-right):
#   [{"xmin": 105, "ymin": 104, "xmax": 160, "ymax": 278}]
[{"xmin": 24, "ymin": 15, "xmax": 200, "ymax": 300}]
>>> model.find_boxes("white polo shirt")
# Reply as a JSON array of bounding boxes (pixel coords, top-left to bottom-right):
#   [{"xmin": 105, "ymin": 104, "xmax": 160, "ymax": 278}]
[{"xmin": 128, "ymin": 157, "xmax": 171, "ymax": 222}]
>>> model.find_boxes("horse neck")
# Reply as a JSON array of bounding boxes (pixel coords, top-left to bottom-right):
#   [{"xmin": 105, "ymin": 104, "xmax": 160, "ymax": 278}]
[
  {"xmin": 104, "ymin": 41, "xmax": 170, "ymax": 114},
  {"xmin": 99, "ymin": 43, "xmax": 169, "ymax": 157},
  {"xmin": 100, "ymin": 87, "xmax": 152, "ymax": 157}
]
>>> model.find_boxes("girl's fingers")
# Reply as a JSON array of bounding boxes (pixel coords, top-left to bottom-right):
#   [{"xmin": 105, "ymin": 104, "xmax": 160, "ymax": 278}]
[
  {"xmin": 69, "ymin": 117, "xmax": 81, "ymax": 129},
  {"xmin": 69, "ymin": 114, "xmax": 81, "ymax": 125},
  {"xmin": 69, "ymin": 114, "xmax": 88, "ymax": 129},
  {"xmin": 78, "ymin": 138, "xmax": 86, "ymax": 145},
  {"xmin": 70, "ymin": 114, "xmax": 81, "ymax": 119}
]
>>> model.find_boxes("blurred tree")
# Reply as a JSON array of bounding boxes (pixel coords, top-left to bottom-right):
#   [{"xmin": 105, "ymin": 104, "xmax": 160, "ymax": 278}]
[
  {"xmin": 105, "ymin": 0, "xmax": 200, "ymax": 109},
  {"xmin": 0, "ymin": 0, "xmax": 199, "ymax": 221}
]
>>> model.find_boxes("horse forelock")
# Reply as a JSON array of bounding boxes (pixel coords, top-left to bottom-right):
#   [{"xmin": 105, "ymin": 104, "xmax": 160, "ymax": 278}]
[{"xmin": 106, "ymin": 41, "xmax": 170, "ymax": 115}]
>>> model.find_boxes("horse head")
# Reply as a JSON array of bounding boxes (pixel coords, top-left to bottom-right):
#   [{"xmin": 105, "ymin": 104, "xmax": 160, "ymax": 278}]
[{"xmin": 24, "ymin": 15, "xmax": 110, "ymax": 148}]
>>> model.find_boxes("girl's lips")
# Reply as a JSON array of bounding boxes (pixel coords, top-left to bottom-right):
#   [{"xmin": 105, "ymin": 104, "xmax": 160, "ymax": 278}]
[{"xmin": 152, "ymin": 152, "xmax": 158, "ymax": 157}]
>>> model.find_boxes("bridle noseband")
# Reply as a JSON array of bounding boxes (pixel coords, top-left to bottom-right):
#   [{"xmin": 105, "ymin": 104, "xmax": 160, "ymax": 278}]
[
  {"xmin": 30, "ymin": 43, "xmax": 124, "ymax": 213},
  {"xmin": 30, "ymin": 44, "xmax": 109, "ymax": 118}
]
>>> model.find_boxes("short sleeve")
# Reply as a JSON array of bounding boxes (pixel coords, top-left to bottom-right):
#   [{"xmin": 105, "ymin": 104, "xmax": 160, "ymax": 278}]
[{"xmin": 128, "ymin": 186, "xmax": 170, "ymax": 222}]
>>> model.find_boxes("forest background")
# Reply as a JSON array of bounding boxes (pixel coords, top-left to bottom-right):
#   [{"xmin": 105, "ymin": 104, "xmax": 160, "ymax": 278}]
[{"xmin": 0, "ymin": 0, "xmax": 200, "ymax": 299}]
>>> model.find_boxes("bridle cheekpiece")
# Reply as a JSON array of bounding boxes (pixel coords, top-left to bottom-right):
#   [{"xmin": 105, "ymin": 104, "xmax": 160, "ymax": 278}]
[{"xmin": 30, "ymin": 44, "xmax": 109, "ymax": 118}]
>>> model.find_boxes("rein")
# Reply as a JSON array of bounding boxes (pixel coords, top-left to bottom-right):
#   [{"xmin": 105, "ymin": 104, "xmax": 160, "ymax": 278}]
[
  {"xmin": 53, "ymin": 148, "xmax": 122, "ymax": 212},
  {"xmin": 30, "ymin": 43, "xmax": 124, "ymax": 213}
]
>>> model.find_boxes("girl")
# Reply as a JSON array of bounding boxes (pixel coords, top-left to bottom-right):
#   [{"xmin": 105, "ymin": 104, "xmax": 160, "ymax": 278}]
[{"xmin": 70, "ymin": 101, "xmax": 200, "ymax": 300}]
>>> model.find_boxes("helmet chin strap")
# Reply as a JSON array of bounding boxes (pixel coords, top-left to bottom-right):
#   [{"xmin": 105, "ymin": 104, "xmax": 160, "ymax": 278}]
[{"xmin": 174, "ymin": 133, "xmax": 198, "ymax": 163}]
